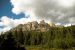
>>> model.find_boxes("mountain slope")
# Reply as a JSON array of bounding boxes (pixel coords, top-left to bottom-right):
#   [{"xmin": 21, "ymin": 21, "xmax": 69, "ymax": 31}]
[{"xmin": 1, "ymin": 20, "xmax": 75, "ymax": 49}]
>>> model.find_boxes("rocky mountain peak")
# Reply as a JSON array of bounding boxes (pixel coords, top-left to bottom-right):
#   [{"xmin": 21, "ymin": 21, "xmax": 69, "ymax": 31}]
[{"xmin": 12, "ymin": 20, "xmax": 56, "ymax": 32}]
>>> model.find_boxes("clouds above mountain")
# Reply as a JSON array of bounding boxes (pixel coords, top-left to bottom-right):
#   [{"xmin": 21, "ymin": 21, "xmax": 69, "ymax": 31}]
[
  {"xmin": 0, "ymin": 16, "xmax": 39, "ymax": 33},
  {"xmin": 0, "ymin": 0, "xmax": 75, "ymax": 33},
  {"xmin": 0, "ymin": 16, "xmax": 18, "ymax": 33},
  {"xmin": 10, "ymin": 0, "xmax": 75, "ymax": 24}
]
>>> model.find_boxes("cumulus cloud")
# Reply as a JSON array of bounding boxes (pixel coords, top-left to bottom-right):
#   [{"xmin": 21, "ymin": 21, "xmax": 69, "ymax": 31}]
[
  {"xmin": 2, "ymin": 27, "xmax": 12, "ymax": 32},
  {"xmin": 0, "ymin": 27, "xmax": 12, "ymax": 34},
  {"xmin": 0, "ymin": 16, "xmax": 17, "ymax": 33},
  {"xmin": 1, "ymin": 16, "xmax": 14, "ymax": 27},
  {"xmin": 64, "ymin": 24, "xmax": 72, "ymax": 27},
  {"xmin": 0, "ymin": 22, "xmax": 3, "ymax": 26},
  {"xmin": 1, "ymin": 0, "xmax": 75, "ymax": 33},
  {"xmin": 10, "ymin": 0, "xmax": 75, "ymax": 24},
  {"xmin": 0, "ymin": 16, "xmax": 40, "ymax": 33}
]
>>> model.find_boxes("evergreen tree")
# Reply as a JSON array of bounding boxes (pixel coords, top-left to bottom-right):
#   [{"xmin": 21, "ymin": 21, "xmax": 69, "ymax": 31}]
[{"xmin": 0, "ymin": 32, "xmax": 26, "ymax": 50}]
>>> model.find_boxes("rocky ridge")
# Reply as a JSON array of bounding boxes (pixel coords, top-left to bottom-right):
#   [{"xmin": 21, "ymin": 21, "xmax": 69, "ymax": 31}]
[{"xmin": 12, "ymin": 20, "xmax": 56, "ymax": 32}]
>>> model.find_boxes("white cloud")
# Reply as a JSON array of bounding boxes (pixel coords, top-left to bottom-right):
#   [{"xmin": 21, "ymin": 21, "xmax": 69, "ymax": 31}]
[
  {"xmin": 64, "ymin": 24, "xmax": 72, "ymax": 27},
  {"xmin": 0, "ymin": 26, "xmax": 12, "ymax": 34},
  {"xmin": 55, "ymin": 23, "xmax": 61, "ymax": 26},
  {"xmin": 57, "ymin": 0, "xmax": 75, "ymax": 7},
  {"xmin": 0, "ymin": 16, "xmax": 38, "ymax": 26},
  {"xmin": 1, "ymin": 16, "xmax": 13, "ymax": 27},
  {"xmin": 0, "ymin": 22, "xmax": 3, "ymax": 26},
  {"xmin": 0, "ymin": 16, "xmax": 40, "ymax": 33},
  {"xmin": 1, "ymin": 0, "xmax": 75, "ymax": 33},
  {"xmin": 69, "ymin": 17, "xmax": 75, "ymax": 24},
  {"xmin": 10, "ymin": 0, "xmax": 75, "ymax": 24},
  {"xmin": 2, "ymin": 26, "xmax": 12, "ymax": 32},
  {"xmin": 0, "ymin": 16, "xmax": 15, "ymax": 33}
]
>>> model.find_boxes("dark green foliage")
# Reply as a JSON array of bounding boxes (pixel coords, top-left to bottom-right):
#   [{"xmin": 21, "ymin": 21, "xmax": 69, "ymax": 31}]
[
  {"xmin": 0, "ymin": 32, "xmax": 26, "ymax": 50},
  {"xmin": 0, "ymin": 25, "xmax": 75, "ymax": 49}
]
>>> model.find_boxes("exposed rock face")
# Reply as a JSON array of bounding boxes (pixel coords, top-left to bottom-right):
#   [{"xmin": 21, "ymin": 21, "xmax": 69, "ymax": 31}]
[
  {"xmin": 22, "ymin": 24, "xmax": 27, "ymax": 31},
  {"xmin": 31, "ymin": 21, "xmax": 38, "ymax": 30},
  {"xmin": 13, "ymin": 20, "xmax": 56, "ymax": 32},
  {"xmin": 48, "ymin": 22, "xmax": 55, "ymax": 27},
  {"xmin": 39, "ymin": 20, "xmax": 45, "ymax": 25},
  {"xmin": 22, "ymin": 21, "xmax": 38, "ymax": 31},
  {"xmin": 26, "ymin": 22, "xmax": 32, "ymax": 31},
  {"xmin": 39, "ymin": 20, "xmax": 50, "ymax": 32}
]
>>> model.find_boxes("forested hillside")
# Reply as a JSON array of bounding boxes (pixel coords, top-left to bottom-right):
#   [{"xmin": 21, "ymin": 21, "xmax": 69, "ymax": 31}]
[{"xmin": 0, "ymin": 25, "xmax": 75, "ymax": 50}]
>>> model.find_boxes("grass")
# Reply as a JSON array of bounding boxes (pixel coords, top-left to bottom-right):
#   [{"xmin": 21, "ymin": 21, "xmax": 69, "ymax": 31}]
[{"xmin": 25, "ymin": 45, "xmax": 75, "ymax": 50}]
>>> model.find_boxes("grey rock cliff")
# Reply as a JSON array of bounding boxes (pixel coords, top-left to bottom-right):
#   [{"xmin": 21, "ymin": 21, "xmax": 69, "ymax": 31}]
[{"xmin": 13, "ymin": 20, "xmax": 55, "ymax": 32}]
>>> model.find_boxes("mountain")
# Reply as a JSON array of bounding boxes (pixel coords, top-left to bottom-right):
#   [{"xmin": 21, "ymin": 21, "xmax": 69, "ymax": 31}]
[
  {"xmin": 10, "ymin": 20, "xmax": 56, "ymax": 32},
  {"xmin": 0, "ymin": 20, "xmax": 75, "ymax": 49}
]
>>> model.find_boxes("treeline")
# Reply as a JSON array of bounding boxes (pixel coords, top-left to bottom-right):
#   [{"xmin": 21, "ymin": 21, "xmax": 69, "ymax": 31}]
[
  {"xmin": 0, "ymin": 25, "xmax": 75, "ymax": 49},
  {"xmin": 0, "ymin": 31, "xmax": 26, "ymax": 50}
]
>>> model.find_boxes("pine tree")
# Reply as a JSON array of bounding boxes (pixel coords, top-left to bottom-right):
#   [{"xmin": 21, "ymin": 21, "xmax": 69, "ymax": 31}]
[{"xmin": 0, "ymin": 32, "xmax": 26, "ymax": 50}]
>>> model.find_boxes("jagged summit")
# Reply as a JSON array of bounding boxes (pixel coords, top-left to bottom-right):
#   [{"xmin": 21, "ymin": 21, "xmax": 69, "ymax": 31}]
[{"xmin": 11, "ymin": 20, "xmax": 56, "ymax": 32}]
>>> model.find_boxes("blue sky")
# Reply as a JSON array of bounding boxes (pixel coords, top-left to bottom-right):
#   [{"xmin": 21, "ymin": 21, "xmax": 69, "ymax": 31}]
[
  {"xmin": 0, "ymin": 0, "xmax": 25, "ymax": 19},
  {"xmin": 0, "ymin": 0, "xmax": 29, "ymax": 33}
]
